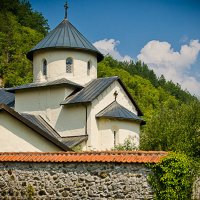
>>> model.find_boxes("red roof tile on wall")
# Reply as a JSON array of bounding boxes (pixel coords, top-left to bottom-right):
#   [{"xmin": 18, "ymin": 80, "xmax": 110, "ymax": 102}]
[{"xmin": 0, "ymin": 151, "xmax": 167, "ymax": 163}]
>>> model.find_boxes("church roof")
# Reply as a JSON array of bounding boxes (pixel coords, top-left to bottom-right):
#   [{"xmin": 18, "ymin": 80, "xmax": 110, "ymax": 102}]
[
  {"xmin": 26, "ymin": 19, "xmax": 104, "ymax": 62},
  {"xmin": 0, "ymin": 104, "xmax": 87, "ymax": 151},
  {"xmin": 96, "ymin": 101, "xmax": 145, "ymax": 124},
  {"xmin": 21, "ymin": 113, "xmax": 87, "ymax": 149},
  {"xmin": 6, "ymin": 78, "xmax": 83, "ymax": 93},
  {"xmin": 62, "ymin": 76, "xmax": 118, "ymax": 104},
  {"xmin": 62, "ymin": 135, "xmax": 88, "ymax": 149},
  {"xmin": 21, "ymin": 113, "xmax": 61, "ymax": 140},
  {"xmin": 0, "ymin": 104, "xmax": 71, "ymax": 151},
  {"xmin": 0, "ymin": 89, "xmax": 15, "ymax": 107},
  {"xmin": 61, "ymin": 76, "xmax": 143, "ymax": 116}
]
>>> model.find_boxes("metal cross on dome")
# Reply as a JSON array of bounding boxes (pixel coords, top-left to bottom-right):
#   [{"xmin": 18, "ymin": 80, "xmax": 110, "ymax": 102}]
[{"xmin": 64, "ymin": 1, "xmax": 69, "ymax": 19}]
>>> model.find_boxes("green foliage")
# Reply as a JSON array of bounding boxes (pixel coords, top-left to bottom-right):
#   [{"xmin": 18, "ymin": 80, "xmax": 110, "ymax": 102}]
[
  {"xmin": 0, "ymin": 1, "xmax": 46, "ymax": 87},
  {"xmin": 72, "ymin": 145, "xmax": 82, "ymax": 152},
  {"xmin": 0, "ymin": 0, "xmax": 49, "ymax": 35},
  {"xmin": 0, "ymin": 13, "xmax": 43, "ymax": 87},
  {"xmin": 148, "ymin": 153, "xmax": 195, "ymax": 200},
  {"xmin": 113, "ymin": 137, "xmax": 138, "ymax": 151},
  {"xmin": 141, "ymin": 100, "xmax": 200, "ymax": 158}
]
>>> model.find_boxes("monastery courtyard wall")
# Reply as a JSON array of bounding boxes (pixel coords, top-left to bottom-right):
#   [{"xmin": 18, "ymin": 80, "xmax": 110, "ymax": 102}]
[{"xmin": 0, "ymin": 162, "xmax": 153, "ymax": 200}]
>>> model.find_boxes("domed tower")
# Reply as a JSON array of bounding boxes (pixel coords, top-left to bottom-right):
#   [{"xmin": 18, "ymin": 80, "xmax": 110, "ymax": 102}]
[{"xmin": 27, "ymin": 2, "xmax": 103, "ymax": 86}]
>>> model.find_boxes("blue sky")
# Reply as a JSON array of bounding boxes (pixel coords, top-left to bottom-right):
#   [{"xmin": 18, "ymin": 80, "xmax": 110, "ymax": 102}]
[{"xmin": 29, "ymin": 0, "xmax": 200, "ymax": 96}]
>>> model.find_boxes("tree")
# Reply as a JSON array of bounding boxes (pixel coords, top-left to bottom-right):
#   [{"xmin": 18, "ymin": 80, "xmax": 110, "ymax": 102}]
[
  {"xmin": 140, "ymin": 101, "xmax": 200, "ymax": 158},
  {"xmin": 148, "ymin": 153, "xmax": 194, "ymax": 200},
  {"xmin": 0, "ymin": 0, "xmax": 49, "ymax": 35},
  {"xmin": 0, "ymin": 14, "xmax": 44, "ymax": 87},
  {"xmin": 0, "ymin": 1, "xmax": 47, "ymax": 87}
]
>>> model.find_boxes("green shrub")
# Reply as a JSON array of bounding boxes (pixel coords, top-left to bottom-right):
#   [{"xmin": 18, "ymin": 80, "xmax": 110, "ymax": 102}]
[
  {"xmin": 113, "ymin": 137, "xmax": 138, "ymax": 151},
  {"xmin": 148, "ymin": 153, "xmax": 195, "ymax": 200}
]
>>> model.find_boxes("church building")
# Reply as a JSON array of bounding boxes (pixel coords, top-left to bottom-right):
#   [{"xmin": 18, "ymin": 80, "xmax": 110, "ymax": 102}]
[{"xmin": 0, "ymin": 3, "xmax": 144, "ymax": 152}]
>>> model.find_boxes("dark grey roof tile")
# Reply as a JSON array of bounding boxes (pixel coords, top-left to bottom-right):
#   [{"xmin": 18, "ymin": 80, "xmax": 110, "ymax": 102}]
[
  {"xmin": 61, "ymin": 135, "xmax": 88, "ymax": 148},
  {"xmin": 6, "ymin": 78, "xmax": 83, "ymax": 92},
  {"xmin": 96, "ymin": 101, "xmax": 145, "ymax": 124},
  {"xmin": 20, "ymin": 113, "xmax": 88, "ymax": 149},
  {"xmin": 61, "ymin": 76, "xmax": 118, "ymax": 104},
  {"xmin": 27, "ymin": 19, "xmax": 103, "ymax": 62},
  {"xmin": 0, "ymin": 89, "xmax": 15, "ymax": 107},
  {"xmin": 20, "ymin": 113, "xmax": 60, "ymax": 139},
  {"xmin": 61, "ymin": 76, "xmax": 143, "ymax": 116},
  {"xmin": 0, "ymin": 104, "xmax": 71, "ymax": 151}
]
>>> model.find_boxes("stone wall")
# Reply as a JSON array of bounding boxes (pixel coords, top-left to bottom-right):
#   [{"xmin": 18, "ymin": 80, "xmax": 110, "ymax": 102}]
[{"xmin": 0, "ymin": 162, "xmax": 153, "ymax": 199}]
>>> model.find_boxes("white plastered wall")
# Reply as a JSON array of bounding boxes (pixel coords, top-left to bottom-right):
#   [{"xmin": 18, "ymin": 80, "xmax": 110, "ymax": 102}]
[
  {"xmin": 97, "ymin": 119, "xmax": 140, "ymax": 150},
  {"xmin": 15, "ymin": 86, "xmax": 73, "ymax": 117},
  {"xmin": 33, "ymin": 49, "xmax": 97, "ymax": 85},
  {"xmin": 86, "ymin": 80, "xmax": 140, "ymax": 151},
  {"xmin": 15, "ymin": 87, "xmax": 86, "ymax": 137},
  {"xmin": 0, "ymin": 112, "xmax": 62, "ymax": 152},
  {"xmin": 53, "ymin": 105, "xmax": 86, "ymax": 137}
]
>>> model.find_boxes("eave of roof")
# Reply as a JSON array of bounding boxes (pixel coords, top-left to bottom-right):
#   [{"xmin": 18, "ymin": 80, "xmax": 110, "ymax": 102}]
[
  {"xmin": 96, "ymin": 101, "xmax": 145, "ymax": 125},
  {"xmin": 61, "ymin": 76, "xmax": 118, "ymax": 105},
  {"xmin": 26, "ymin": 19, "xmax": 104, "ymax": 62},
  {"xmin": 61, "ymin": 76, "xmax": 143, "ymax": 116},
  {"xmin": 6, "ymin": 78, "xmax": 83, "ymax": 93},
  {"xmin": 62, "ymin": 135, "xmax": 88, "ymax": 149},
  {"xmin": 0, "ymin": 104, "xmax": 71, "ymax": 151},
  {"xmin": 0, "ymin": 151, "xmax": 168, "ymax": 163},
  {"xmin": 0, "ymin": 89, "xmax": 15, "ymax": 107}
]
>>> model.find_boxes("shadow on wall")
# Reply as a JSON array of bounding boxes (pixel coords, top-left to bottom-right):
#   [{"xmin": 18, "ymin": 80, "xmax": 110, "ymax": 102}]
[{"xmin": 55, "ymin": 105, "xmax": 86, "ymax": 134}]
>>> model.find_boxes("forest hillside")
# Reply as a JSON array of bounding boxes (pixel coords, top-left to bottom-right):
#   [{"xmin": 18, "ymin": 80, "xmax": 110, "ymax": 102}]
[{"xmin": 0, "ymin": 0, "xmax": 48, "ymax": 87}]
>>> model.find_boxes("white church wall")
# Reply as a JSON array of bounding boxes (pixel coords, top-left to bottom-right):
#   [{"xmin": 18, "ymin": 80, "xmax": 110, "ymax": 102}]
[
  {"xmin": 53, "ymin": 105, "xmax": 86, "ymax": 137},
  {"xmin": 86, "ymin": 80, "xmax": 139, "ymax": 150},
  {"xmin": 97, "ymin": 119, "xmax": 140, "ymax": 150},
  {"xmin": 0, "ymin": 112, "xmax": 62, "ymax": 152},
  {"xmin": 15, "ymin": 87, "xmax": 86, "ymax": 137},
  {"xmin": 33, "ymin": 49, "xmax": 97, "ymax": 85},
  {"xmin": 15, "ymin": 86, "xmax": 73, "ymax": 115}
]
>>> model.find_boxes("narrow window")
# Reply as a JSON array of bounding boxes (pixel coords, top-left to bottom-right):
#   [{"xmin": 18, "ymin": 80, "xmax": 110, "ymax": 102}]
[
  {"xmin": 66, "ymin": 57, "xmax": 73, "ymax": 73},
  {"xmin": 43, "ymin": 59, "xmax": 47, "ymax": 76},
  {"xmin": 87, "ymin": 61, "xmax": 91, "ymax": 76},
  {"xmin": 114, "ymin": 131, "xmax": 117, "ymax": 147}
]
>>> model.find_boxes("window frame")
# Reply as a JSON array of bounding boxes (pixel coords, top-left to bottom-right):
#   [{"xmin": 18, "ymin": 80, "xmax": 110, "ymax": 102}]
[
  {"xmin": 87, "ymin": 60, "xmax": 91, "ymax": 76},
  {"xmin": 114, "ymin": 131, "xmax": 117, "ymax": 147},
  {"xmin": 42, "ymin": 59, "xmax": 47, "ymax": 76},
  {"xmin": 66, "ymin": 57, "xmax": 73, "ymax": 73}
]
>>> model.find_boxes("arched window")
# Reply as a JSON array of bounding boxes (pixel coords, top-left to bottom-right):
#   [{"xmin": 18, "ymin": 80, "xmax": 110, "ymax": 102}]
[
  {"xmin": 112, "ymin": 126, "xmax": 118, "ymax": 147},
  {"xmin": 43, "ymin": 59, "xmax": 47, "ymax": 76},
  {"xmin": 87, "ymin": 61, "xmax": 91, "ymax": 76},
  {"xmin": 66, "ymin": 57, "xmax": 73, "ymax": 73},
  {"xmin": 114, "ymin": 131, "xmax": 117, "ymax": 147}
]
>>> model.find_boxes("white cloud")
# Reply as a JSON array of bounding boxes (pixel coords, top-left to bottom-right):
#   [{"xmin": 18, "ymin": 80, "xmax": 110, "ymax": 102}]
[
  {"xmin": 137, "ymin": 40, "xmax": 200, "ymax": 95},
  {"xmin": 93, "ymin": 39, "xmax": 132, "ymax": 62}
]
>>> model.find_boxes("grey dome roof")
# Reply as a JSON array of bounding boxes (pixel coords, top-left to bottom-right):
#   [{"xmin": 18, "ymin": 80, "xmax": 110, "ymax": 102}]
[{"xmin": 27, "ymin": 19, "xmax": 104, "ymax": 62}]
